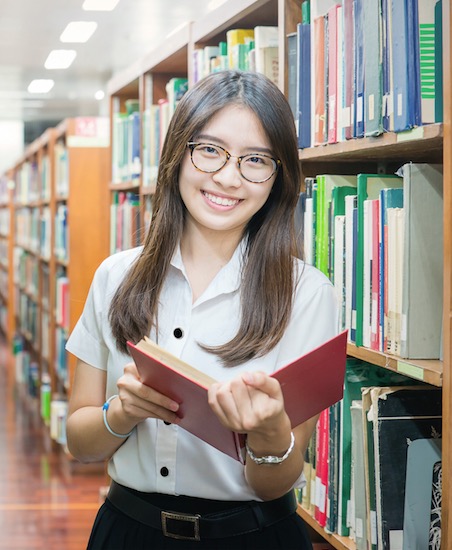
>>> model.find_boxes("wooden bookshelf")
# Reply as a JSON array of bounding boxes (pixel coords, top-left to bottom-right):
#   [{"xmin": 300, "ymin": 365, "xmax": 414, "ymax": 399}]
[
  {"xmin": 3, "ymin": 117, "xmax": 109, "ymax": 447},
  {"xmin": 52, "ymin": 117, "xmax": 110, "ymax": 394},
  {"xmin": 298, "ymin": 506, "xmax": 356, "ymax": 550},
  {"xmin": 104, "ymin": 0, "xmax": 450, "ymax": 547},
  {"xmin": 0, "ymin": 172, "xmax": 14, "ymax": 341}
]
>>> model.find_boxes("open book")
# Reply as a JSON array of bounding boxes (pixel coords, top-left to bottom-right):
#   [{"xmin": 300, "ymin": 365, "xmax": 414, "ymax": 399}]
[{"xmin": 127, "ymin": 330, "xmax": 347, "ymax": 462}]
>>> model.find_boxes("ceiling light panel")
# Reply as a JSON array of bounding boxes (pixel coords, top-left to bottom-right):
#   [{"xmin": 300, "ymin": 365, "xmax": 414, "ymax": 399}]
[
  {"xmin": 45, "ymin": 50, "xmax": 77, "ymax": 70},
  {"xmin": 28, "ymin": 80, "xmax": 55, "ymax": 94},
  {"xmin": 60, "ymin": 21, "xmax": 98, "ymax": 43},
  {"xmin": 82, "ymin": 0, "xmax": 120, "ymax": 11}
]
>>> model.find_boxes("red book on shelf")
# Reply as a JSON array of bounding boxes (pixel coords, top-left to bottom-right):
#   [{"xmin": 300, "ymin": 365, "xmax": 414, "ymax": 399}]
[
  {"xmin": 314, "ymin": 408, "xmax": 329, "ymax": 527},
  {"xmin": 127, "ymin": 330, "xmax": 347, "ymax": 462}
]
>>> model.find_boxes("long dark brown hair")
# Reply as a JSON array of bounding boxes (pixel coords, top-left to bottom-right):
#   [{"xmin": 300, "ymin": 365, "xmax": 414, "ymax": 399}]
[{"xmin": 109, "ymin": 70, "xmax": 302, "ymax": 366}]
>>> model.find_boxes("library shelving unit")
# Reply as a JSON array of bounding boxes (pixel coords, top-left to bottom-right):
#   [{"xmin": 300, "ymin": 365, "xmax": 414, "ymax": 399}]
[
  {"xmin": 11, "ymin": 131, "xmax": 55, "ymax": 402},
  {"xmin": 51, "ymin": 117, "xmax": 110, "ymax": 398},
  {"xmin": 105, "ymin": 0, "xmax": 451, "ymax": 547},
  {"xmin": 5, "ymin": 117, "xmax": 110, "ymax": 447},
  {"xmin": 0, "ymin": 171, "xmax": 14, "ymax": 341}
]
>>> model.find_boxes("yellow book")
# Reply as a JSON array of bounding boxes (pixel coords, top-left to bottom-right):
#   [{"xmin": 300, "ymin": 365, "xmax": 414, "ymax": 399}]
[{"xmin": 226, "ymin": 28, "xmax": 254, "ymax": 68}]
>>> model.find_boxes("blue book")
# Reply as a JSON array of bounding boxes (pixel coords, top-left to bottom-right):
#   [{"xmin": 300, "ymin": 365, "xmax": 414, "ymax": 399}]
[
  {"xmin": 391, "ymin": 0, "xmax": 421, "ymax": 131},
  {"xmin": 128, "ymin": 111, "xmax": 141, "ymax": 180},
  {"xmin": 297, "ymin": 22, "xmax": 312, "ymax": 149}
]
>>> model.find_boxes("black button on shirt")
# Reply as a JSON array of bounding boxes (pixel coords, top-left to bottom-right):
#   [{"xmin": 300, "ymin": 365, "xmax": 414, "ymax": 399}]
[
  {"xmin": 160, "ymin": 467, "xmax": 169, "ymax": 477},
  {"xmin": 173, "ymin": 328, "xmax": 183, "ymax": 339}
]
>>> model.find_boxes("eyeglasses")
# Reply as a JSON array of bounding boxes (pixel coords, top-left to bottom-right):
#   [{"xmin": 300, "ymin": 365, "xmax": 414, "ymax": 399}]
[{"xmin": 187, "ymin": 142, "xmax": 281, "ymax": 183}]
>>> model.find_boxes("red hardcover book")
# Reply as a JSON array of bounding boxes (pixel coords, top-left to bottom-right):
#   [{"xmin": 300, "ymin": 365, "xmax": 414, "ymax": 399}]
[
  {"xmin": 127, "ymin": 330, "xmax": 348, "ymax": 462},
  {"xmin": 314, "ymin": 408, "xmax": 329, "ymax": 527}
]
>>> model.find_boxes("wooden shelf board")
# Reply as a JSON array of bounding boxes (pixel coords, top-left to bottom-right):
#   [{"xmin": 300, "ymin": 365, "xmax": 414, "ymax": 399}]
[
  {"xmin": 192, "ymin": 0, "xmax": 277, "ymax": 44},
  {"xmin": 297, "ymin": 506, "xmax": 356, "ymax": 550},
  {"xmin": 109, "ymin": 181, "xmax": 140, "ymax": 192},
  {"xmin": 347, "ymin": 344, "xmax": 443, "ymax": 387},
  {"xmin": 299, "ymin": 124, "xmax": 443, "ymax": 164}
]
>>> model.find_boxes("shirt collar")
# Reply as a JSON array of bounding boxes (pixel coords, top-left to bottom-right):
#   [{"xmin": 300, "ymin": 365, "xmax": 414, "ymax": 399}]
[{"xmin": 170, "ymin": 239, "xmax": 247, "ymax": 304}]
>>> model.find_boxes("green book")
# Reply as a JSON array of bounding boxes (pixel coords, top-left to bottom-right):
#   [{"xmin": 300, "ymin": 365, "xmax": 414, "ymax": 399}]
[{"xmin": 315, "ymin": 174, "xmax": 357, "ymax": 277}]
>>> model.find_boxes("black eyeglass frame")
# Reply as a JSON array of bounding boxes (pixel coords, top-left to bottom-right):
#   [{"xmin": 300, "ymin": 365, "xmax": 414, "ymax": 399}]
[{"xmin": 187, "ymin": 142, "xmax": 281, "ymax": 183}]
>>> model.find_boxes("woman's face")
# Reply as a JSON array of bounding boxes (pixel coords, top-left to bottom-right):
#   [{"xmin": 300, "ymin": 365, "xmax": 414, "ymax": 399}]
[{"xmin": 178, "ymin": 104, "xmax": 277, "ymax": 240}]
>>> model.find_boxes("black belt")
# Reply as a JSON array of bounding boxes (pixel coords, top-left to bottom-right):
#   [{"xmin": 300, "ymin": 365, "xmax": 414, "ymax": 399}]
[{"xmin": 107, "ymin": 481, "xmax": 297, "ymax": 541}]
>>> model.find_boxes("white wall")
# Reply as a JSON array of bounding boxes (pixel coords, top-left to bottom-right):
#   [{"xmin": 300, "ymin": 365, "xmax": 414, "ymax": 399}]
[{"xmin": 0, "ymin": 121, "xmax": 24, "ymax": 175}]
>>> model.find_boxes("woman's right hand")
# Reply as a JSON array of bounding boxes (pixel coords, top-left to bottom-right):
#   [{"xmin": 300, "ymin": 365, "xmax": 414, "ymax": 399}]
[{"xmin": 115, "ymin": 362, "xmax": 181, "ymax": 426}]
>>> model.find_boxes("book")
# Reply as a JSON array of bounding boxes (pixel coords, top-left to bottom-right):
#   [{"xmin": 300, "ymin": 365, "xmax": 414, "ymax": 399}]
[
  {"xmin": 350, "ymin": 399, "xmax": 367, "ymax": 550},
  {"xmin": 354, "ymin": 0, "xmax": 365, "ymax": 137},
  {"xmin": 342, "ymin": 0, "xmax": 355, "ymax": 139},
  {"xmin": 315, "ymin": 408, "xmax": 329, "ymax": 527},
  {"xmin": 386, "ymin": 206, "xmax": 404, "ymax": 355},
  {"xmin": 337, "ymin": 358, "xmax": 414, "ymax": 538},
  {"xmin": 400, "ymin": 163, "xmax": 443, "ymax": 359},
  {"xmin": 327, "ymin": 4, "xmax": 340, "ymax": 144},
  {"xmin": 363, "ymin": 0, "xmax": 383, "ymax": 136},
  {"xmin": 297, "ymin": 21, "xmax": 312, "ymax": 149},
  {"xmin": 429, "ymin": 460, "xmax": 442, "ymax": 549},
  {"xmin": 402, "ymin": 438, "xmax": 442, "ymax": 550},
  {"xmin": 369, "ymin": 386, "xmax": 442, "ymax": 550},
  {"xmin": 391, "ymin": 0, "xmax": 421, "ymax": 132},
  {"xmin": 315, "ymin": 174, "xmax": 357, "ymax": 277},
  {"xmin": 127, "ymin": 331, "xmax": 348, "ymax": 462},
  {"xmin": 226, "ymin": 28, "xmax": 254, "ymax": 69},
  {"xmin": 287, "ymin": 31, "xmax": 298, "ymax": 121},
  {"xmin": 313, "ymin": 15, "xmax": 326, "ymax": 146},
  {"xmin": 254, "ymin": 26, "xmax": 279, "ymax": 84},
  {"xmin": 379, "ymin": 187, "xmax": 403, "ymax": 352},
  {"xmin": 355, "ymin": 174, "xmax": 403, "ymax": 347}
]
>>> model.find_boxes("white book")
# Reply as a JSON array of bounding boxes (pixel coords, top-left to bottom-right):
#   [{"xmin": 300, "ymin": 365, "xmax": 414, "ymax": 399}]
[
  {"xmin": 304, "ymin": 197, "xmax": 314, "ymax": 265},
  {"xmin": 362, "ymin": 199, "xmax": 372, "ymax": 348},
  {"xmin": 400, "ymin": 163, "xmax": 443, "ymax": 358}
]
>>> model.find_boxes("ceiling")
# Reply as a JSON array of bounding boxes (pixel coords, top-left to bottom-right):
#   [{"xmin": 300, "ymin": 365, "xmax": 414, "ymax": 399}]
[{"xmin": 0, "ymin": 0, "xmax": 211, "ymax": 130}]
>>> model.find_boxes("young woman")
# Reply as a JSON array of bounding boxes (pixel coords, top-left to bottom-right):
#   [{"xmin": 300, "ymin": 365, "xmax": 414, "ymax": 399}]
[{"xmin": 66, "ymin": 70, "xmax": 338, "ymax": 549}]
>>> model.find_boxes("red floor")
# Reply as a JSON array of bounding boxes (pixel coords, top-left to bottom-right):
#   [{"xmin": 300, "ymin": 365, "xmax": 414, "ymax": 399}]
[{"xmin": 0, "ymin": 338, "xmax": 108, "ymax": 550}]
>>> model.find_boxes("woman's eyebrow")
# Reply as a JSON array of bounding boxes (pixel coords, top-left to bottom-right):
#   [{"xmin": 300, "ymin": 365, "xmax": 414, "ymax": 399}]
[{"xmin": 195, "ymin": 133, "xmax": 274, "ymax": 155}]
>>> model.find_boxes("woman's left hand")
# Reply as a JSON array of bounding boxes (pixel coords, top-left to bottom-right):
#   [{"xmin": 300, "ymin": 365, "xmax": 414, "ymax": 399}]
[{"xmin": 207, "ymin": 371, "xmax": 288, "ymax": 437}]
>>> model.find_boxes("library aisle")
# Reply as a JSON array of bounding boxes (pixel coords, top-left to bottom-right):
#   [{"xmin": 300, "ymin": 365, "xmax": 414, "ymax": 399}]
[{"xmin": 0, "ymin": 336, "xmax": 107, "ymax": 550}]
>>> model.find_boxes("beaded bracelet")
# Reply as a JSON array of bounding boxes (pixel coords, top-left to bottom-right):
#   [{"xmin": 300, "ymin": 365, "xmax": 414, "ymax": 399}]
[
  {"xmin": 245, "ymin": 432, "xmax": 295, "ymax": 465},
  {"xmin": 102, "ymin": 395, "xmax": 134, "ymax": 439}
]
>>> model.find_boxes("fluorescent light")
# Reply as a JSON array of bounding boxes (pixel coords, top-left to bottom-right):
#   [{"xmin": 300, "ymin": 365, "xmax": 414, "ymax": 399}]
[
  {"xmin": 60, "ymin": 21, "xmax": 98, "ymax": 43},
  {"xmin": 45, "ymin": 50, "xmax": 77, "ymax": 69},
  {"xmin": 82, "ymin": 0, "xmax": 120, "ymax": 11},
  {"xmin": 95, "ymin": 90, "xmax": 105, "ymax": 100},
  {"xmin": 28, "ymin": 79, "xmax": 55, "ymax": 93}
]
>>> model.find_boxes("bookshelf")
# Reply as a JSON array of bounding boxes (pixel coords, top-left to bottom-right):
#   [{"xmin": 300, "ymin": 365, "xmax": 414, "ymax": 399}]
[
  {"xmin": 0, "ymin": 172, "xmax": 14, "ymax": 340},
  {"xmin": 4, "ymin": 117, "xmax": 109, "ymax": 446},
  {"xmin": 101, "ymin": 0, "xmax": 450, "ymax": 547},
  {"xmin": 52, "ymin": 117, "xmax": 110, "ymax": 396}
]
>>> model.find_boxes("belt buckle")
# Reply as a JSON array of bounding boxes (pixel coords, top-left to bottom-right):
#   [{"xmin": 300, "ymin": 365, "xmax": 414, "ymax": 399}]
[{"xmin": 161, "ymin": 510, "xmax": 201, "ymax": 541}]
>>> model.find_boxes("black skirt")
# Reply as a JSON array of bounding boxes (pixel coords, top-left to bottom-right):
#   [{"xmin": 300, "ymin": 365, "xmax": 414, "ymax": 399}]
[{"xmin": 86, "ymin": 489, "xmax": 313, "ymax": 550}]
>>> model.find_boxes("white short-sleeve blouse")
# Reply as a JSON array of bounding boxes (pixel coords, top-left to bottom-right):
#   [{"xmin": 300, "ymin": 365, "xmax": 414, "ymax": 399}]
[{"xmin": 66, "ymin": 242, "xmax": 339, "ymax": 501}]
